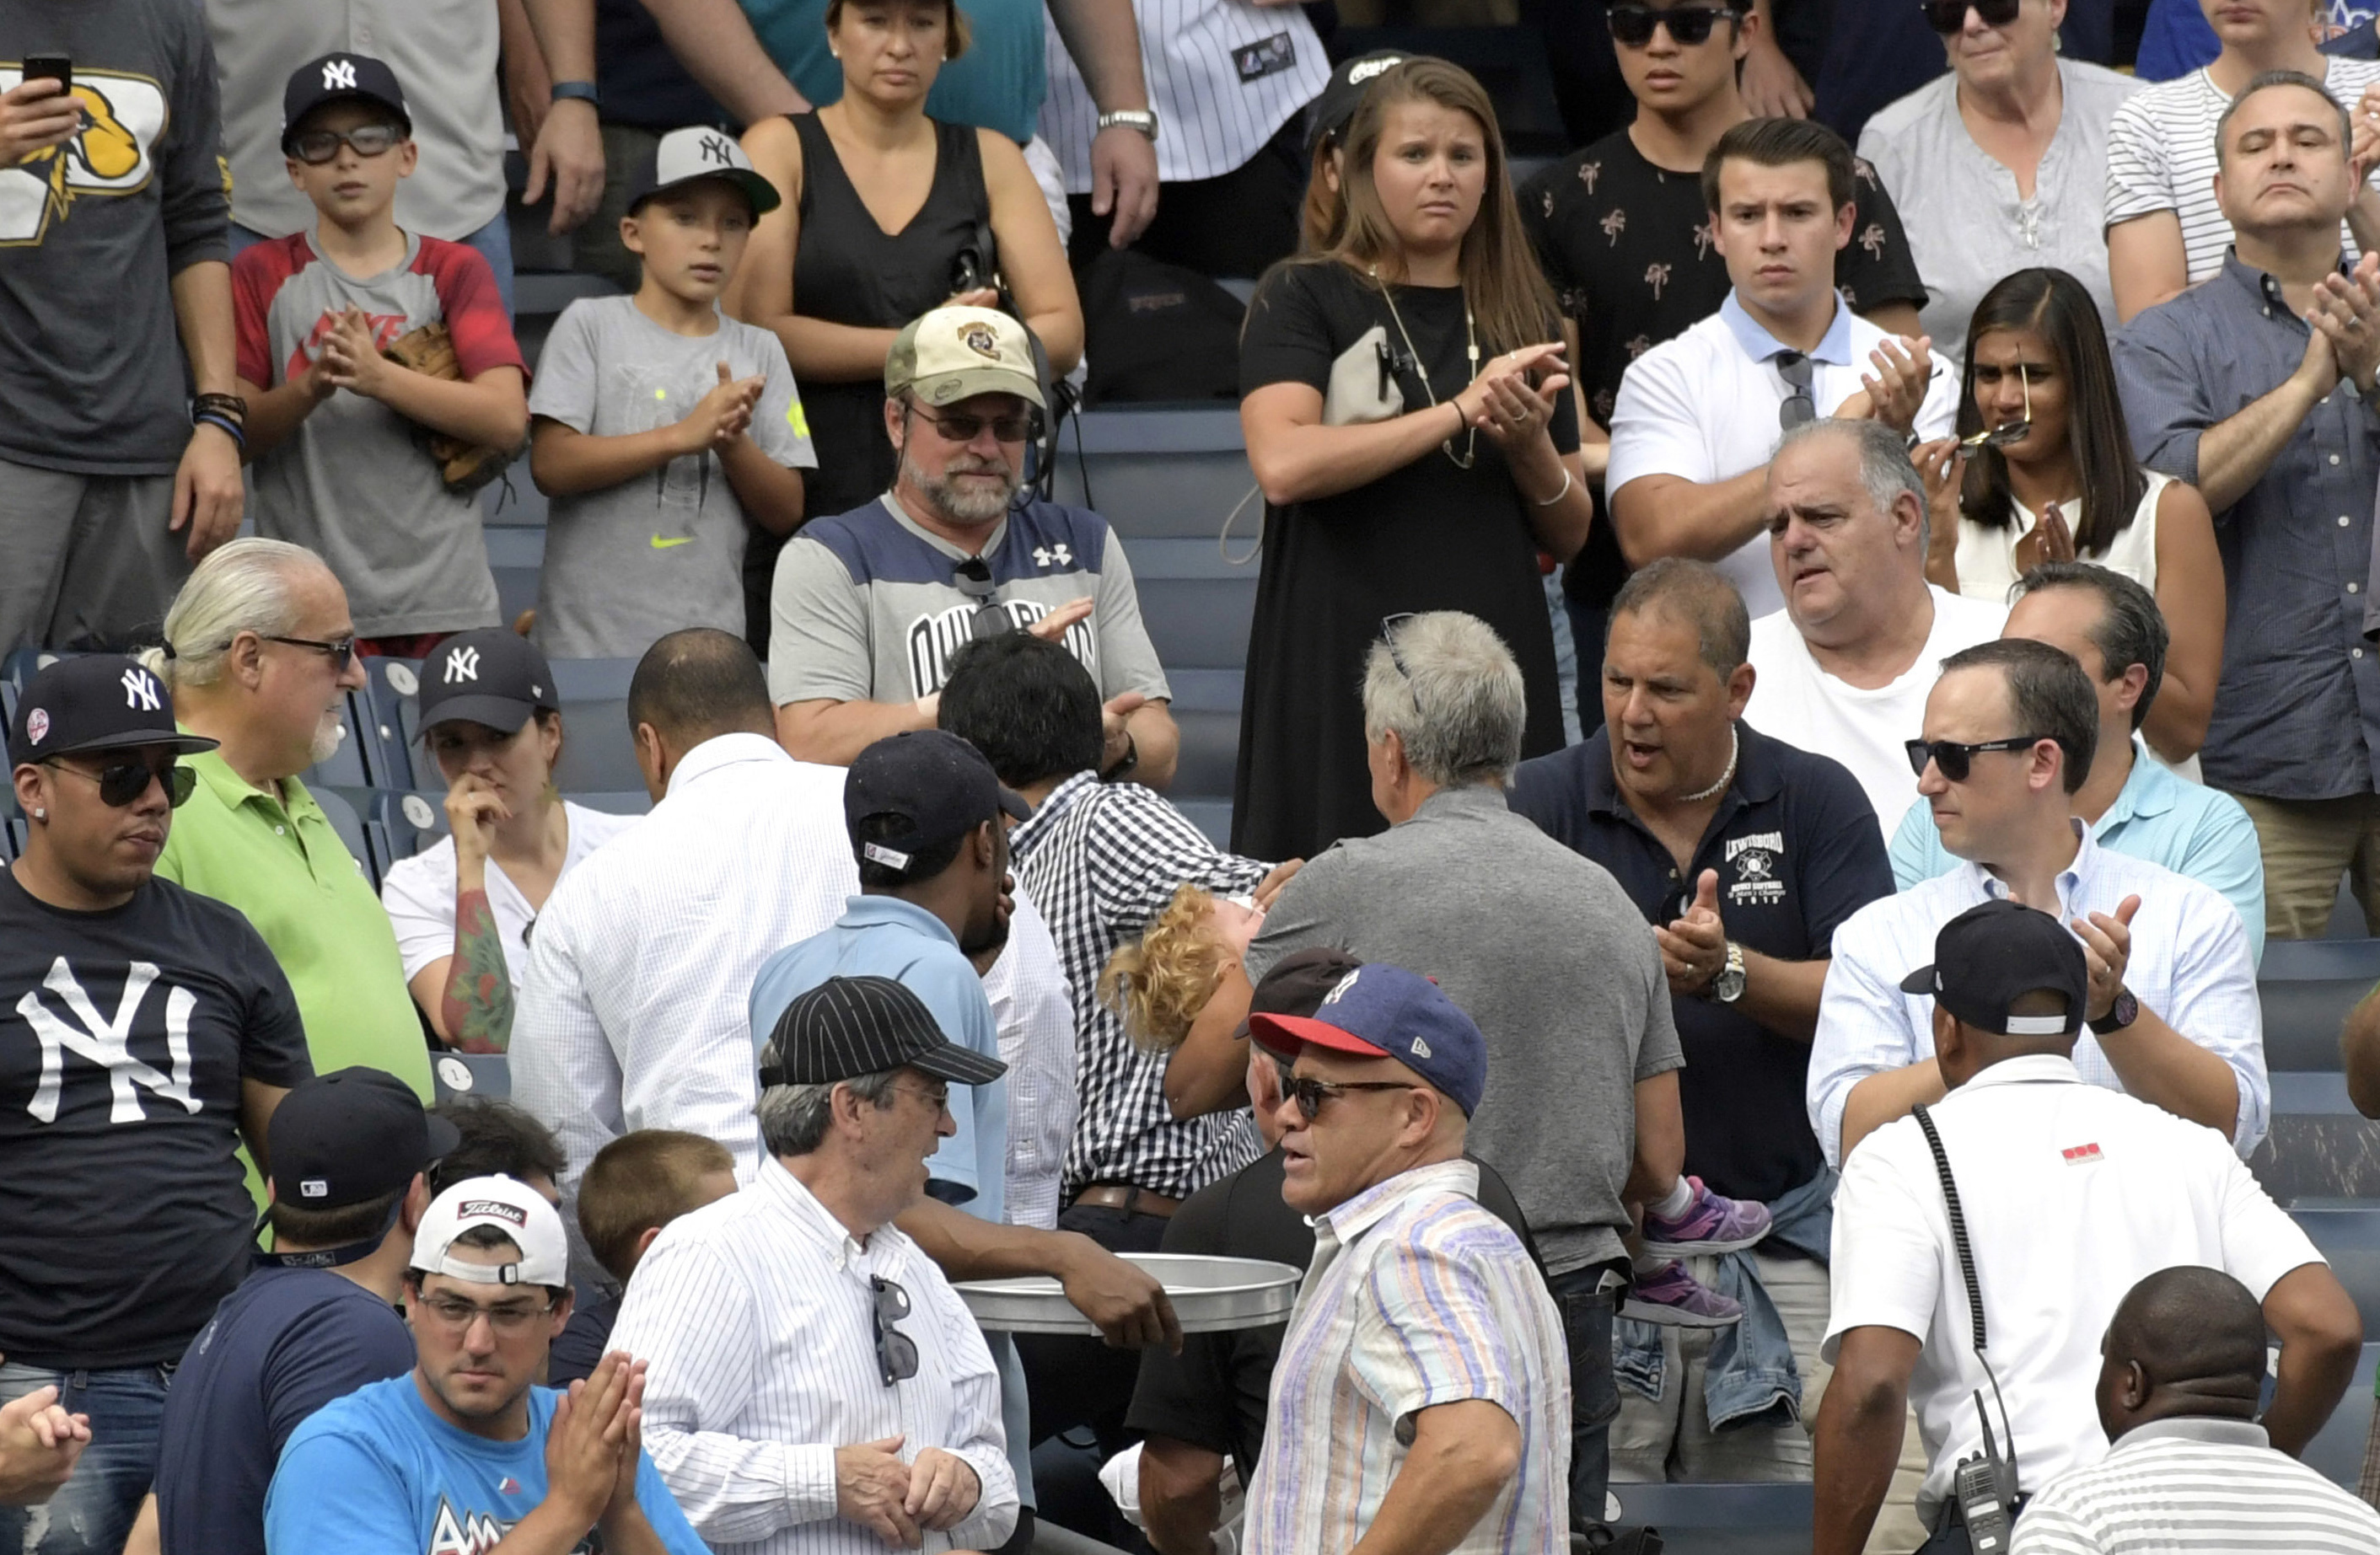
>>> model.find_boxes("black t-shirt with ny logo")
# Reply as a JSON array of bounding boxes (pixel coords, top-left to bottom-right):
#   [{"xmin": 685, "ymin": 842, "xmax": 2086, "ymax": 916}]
[
  {"xmin": 0, "ymin": 867, "xmax": 313, "ymax": 1368},
  {"xmin": 1520, "ymin": 129, "xmax": 1929, "ymax": 612}
]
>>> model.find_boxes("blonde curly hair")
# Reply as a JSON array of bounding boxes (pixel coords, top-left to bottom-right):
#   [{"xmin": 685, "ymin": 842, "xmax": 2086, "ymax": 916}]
[{"xmin": 1099, "ymin": 884, "xmax": 1232, "ymax": 1054}]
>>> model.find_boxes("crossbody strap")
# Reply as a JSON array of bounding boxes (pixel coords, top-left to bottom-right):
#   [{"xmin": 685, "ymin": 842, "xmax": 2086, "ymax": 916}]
[{"xmin": 1910, "ymin": 1102, "xmax": 1987, "ymax": 1355}]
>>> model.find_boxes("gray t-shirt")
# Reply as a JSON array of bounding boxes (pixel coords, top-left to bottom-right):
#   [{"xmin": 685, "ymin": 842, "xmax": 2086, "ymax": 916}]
[
  {"xmin": 1244, "ymin": 784, "xmax": 1684, "ymax": 1276},
  {"xmin": 767, "ymin": 494, "xmax": 1171, "ymax": 706},
  {"xmin": 529, "ymin": 296, "xmax": 815, "ymax": 661}
]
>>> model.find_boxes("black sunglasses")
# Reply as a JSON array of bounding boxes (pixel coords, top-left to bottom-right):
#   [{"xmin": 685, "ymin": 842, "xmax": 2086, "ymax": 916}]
[
  {"xmin": 915, "ymin": 408, "xmax": 1035, "ymax": 444},
  {"xmin": 1904, "ymin": 735, "xmax": 2051, "ymax": 782},
  {"xmin": 953, "ymin": 558, "xmax": 1015, "ymax": 641},
  {"xmin": 1776, "ymin": 351, "xmax": 1817, "ymax": 432},
  {"xmin": 1608, "ymin": 3, "xmax": 1738, "ymax": 45},
  {"xmin": 264, "ymin": 634, "xmax": 360, "ymax": 671},
  {"xmin": 1921, "ymin": 0, "xmax": 2019, "ymax": 33},
  {"xmin": 1380, "ymin": 613, "xmax": 1417, "ymax": 680},
  {"xmin": 870, "ymin": 1275, "xmax": 920, "ymax": 1386},
  {"xmin": 1283, "ymin": 1075, "xmax": 1422, "ymax": 1123},
  {"xmin": 289, "ymin": 124, "xmax": 406, "ymax": 164},
  {"xmin": 44, "ymin": 758, "xmax": 196, "ymax": 809}
]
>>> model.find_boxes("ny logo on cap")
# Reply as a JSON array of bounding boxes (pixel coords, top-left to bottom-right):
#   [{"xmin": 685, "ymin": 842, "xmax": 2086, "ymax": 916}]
[
  {"xmin": 121, "ymin": 668, "xmax": 159, "ymax": 711},
  {"xmin": 443, "ymin": 646, "xmax": 481, "ymax": 684},
  {"xmin": 698, "ymin": 132, "xmax": 733, "ymax": 166},
  {"xmin": 1351, "ymin": 55, "xmax": 1403, "ymax": 83},
  {"xmin": 323, "ymin": 58, "xmax": 358, "ymax": 91},
  {"xmin": 1322, "ymin": 968, "xmax": 1361, "ymax": 1005}
]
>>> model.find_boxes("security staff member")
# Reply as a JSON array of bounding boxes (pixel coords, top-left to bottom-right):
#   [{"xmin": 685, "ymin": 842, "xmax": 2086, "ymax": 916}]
[{"xmin": 1811, "ymin": 899, "xmax": 2361, "ymax": 1555}]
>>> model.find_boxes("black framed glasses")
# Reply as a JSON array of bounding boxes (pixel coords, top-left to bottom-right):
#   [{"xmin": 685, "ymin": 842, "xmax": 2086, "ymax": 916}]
[
  {"xmin": 1380, "ymin": 613, "xmax": 1417, "ymax": 680},
  {"xmin": 954, "ymin": 558, "xmax": 1014, "ymax": 641},
  {"xmin": 1776, "ymin": 351, "xmax": 1816, "ymax": 432},
  {"xmin": 234, "ymin": 634, "xmax": 358, "ymax": 672},
  {"xmin": 1283, "ymin": 1075, "xmax": 1423, "ymax": 1123},
  {"xmin": 288, "ymin": 124, "xmax": 406, "ymax": 164},
  {"xmin": 43, "ymin": 759, "xmax": 196, "ymax": 809},
  {"xmin": 870, "ymin": 1275, "xmax": 920, "ymax": 1386},
  {"xmin": 1608, "ymin": 3, "xmax": 1738, "ymax": 46},
  {"xmin": 1921, "ymin": 0, "xmax": 2018, "ymax": 32},
  {"xmin": 1904, "ymin": 735, "xmax": 2051, "ymax": 782},
  {"xmin": 914, "ymin": 408, "xmax": 1035, "ymax": 444}
]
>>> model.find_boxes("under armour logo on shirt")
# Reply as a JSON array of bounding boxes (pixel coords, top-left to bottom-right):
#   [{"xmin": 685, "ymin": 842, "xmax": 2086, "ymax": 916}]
[
  {"xmin": 443, "ymin": 646, "xmax": 481, "ymax": 684},
  {"xmin": 323, "ymin": 58, "xmax": 358, "ymax": 91},
  {"xmin": 1031, "ymin": 544, "xmax": 1073, "ymax": 569},
  {"xmin": 698, "ymin": 132, "xmax": 733, "ymax": 165},
  {"xmin": 121, "ymin": 669, "xmax": 159, "ymax": 711}
]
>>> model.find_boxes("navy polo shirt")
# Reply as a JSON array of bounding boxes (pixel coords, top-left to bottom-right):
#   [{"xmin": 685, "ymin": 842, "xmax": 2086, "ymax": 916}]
[{"xmin": 1507, "ymin": 721, "xmax": 1894, "ymax": 1203}]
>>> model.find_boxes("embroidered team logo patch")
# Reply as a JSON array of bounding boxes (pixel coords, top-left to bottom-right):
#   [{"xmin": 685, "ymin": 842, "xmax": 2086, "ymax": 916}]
[
  {"xmin": 959, "ymin": 322, "xmax": 1000, "ymax": 360},
  {"xmin": 24, "ymin": 708, "xmax": 47, "ymax": 746},
  {"xmin": 2061, "ymin": 1142, "xmax": 2103, "ymax": 1166}
]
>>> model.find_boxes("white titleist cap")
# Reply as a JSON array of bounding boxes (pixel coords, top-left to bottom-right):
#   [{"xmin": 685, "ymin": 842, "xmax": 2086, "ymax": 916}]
[{"xmin": 411, "ymin": 1175, "xmax": 569, "ymax": 1287}]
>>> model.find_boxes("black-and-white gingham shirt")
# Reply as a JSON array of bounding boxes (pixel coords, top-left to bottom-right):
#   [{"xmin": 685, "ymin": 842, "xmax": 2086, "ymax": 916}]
[{"xmin": 1008, "ymin": 771, "xmax": 1271, "ymax": 1200}]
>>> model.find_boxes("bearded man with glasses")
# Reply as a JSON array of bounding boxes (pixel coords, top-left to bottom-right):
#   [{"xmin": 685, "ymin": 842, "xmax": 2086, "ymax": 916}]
[
  {"xmin": 142, "ymin": 537, "xmax": 432, "ymax": 1102},
  {"xmin": 264, "ymin": 1176, "xmax": 707, "ymax": 1555},
  {"xmin": 0, "ymin": 653, "xmax": 312, "ymax": 1555}
]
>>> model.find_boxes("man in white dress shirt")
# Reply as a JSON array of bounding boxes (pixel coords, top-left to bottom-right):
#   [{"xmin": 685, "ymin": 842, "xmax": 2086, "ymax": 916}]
[
  {"xmin": 610, "ymin": 975, "xmax": 1020, "ymax": 1555},
  {"xmin": 511, "ymin": 628, "xmax": 858, "ymax": 1190},
  {"xmin": 1607, "ymin": 117, "xmax": 1958, "ymax": 618},
  {"xmin": 1808, "ymin": 636, "xmax": 2267, "ymax": 1172},
  {"xmin": 1743, "ymin": 418, "xmax": 2007, "ymax": 832}
]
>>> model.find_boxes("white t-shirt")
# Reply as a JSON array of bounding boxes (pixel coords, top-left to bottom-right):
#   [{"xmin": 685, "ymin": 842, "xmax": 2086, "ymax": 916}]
[
  {"xmin": 2104, "ymin": 60, "xmax": 2380, "ymax": 286},
  {"xmin": 380, "ymin": 801, "xmax": 642, "ymax": 992},
  {"xmin": 1743, "ymin": 585, "xmax": 2007, "ymax": 835},
  {"xmin": 1825, "ymin": 1055, "xmax": 2324, "ymax": 1521},
  {"xmin": 1607, "ymin": 292, "xmax": 1961, "ymax": 617}
]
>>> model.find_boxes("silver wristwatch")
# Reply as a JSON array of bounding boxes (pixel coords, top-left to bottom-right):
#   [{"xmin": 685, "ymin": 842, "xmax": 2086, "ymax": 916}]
[
  {"xmin": 1708, "ymin": 941, "xmax": 1747, "ymax": 1005},
  {"xmin": 1097, "ymin": 108, "xmax": 1160, "ymax": 142}
]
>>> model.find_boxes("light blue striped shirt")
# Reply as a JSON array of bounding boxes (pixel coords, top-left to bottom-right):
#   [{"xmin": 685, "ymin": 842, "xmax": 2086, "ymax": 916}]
[
  {"xmin": 1243, "ymin": 1159, "xmax": 1570, "ymax": 1555},
  {"xmin": 1888, "ymin": 733, "xmax": 2267, "ymax": 966}
]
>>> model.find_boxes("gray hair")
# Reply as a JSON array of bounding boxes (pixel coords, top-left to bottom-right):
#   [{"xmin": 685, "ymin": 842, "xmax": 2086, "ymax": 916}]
[
  {"xmin": 136, "ymin": 538, "xmax": 325, "ymax": 690},
  {"xmin": 2214, "ymin": 69, "xmax": 2349, "ymax": 168},
  {"xmin": 1772, "ymin": 417, "xmax": 1929, "ymax": 550},
  {"xmin": 1361, "ymin": 611, "xmax": 1526, "ymax": 787},
  {"xmin": 755, "ymin": 1066, "xmax": 902, "ymax": 1158}
]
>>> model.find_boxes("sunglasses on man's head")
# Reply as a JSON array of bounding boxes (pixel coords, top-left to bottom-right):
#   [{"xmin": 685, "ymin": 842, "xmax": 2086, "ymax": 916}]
[
  {"xmin": 1903, "ymin": 735, "xmax": 2050, "ymax": 782},
  {"xmin": 1608, "ymin": 3, "xmax": 1738, "ymax": 46},
  {"xmin": 1921, "ymin": 0, "xmax": 2020, "ymax": 33},
  {"xmin": 43, "ymin": 759, "xmax": 196, "ymax": 809},
  {"xmin": 288, "ymin": 124, "xmax": 406, "ymax": 164}
]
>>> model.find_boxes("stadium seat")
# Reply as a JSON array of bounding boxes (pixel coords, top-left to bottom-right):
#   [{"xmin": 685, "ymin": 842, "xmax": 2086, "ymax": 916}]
[
  {"xmin": 311, "ymin": 786, "xmax": 378, "ymax": 887},
  {"xmin": 428, "ymin": 1049, "xmax": 512, "ymax": 1102},
  {"xmin": 546, "ymin": 659, "xmax": 644, "ymax": 792},
  {"xmin": 2259, "ymin": 939, "xmax": 2380, "ymax": 1071},
  {"xmin": 0, "ymin": 816, "xmax": 19, "ymax": 863},
  {"xmin": 1, "ymin": 646, "xmax": 62, "ymax": 692},
  {"xmin": 358, "ymin": 657, "xmax": 427, "ymax": 791}
]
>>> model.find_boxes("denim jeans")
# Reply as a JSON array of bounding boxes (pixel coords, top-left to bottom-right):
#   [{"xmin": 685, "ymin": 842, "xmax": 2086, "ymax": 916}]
[
  {"xmin": 228, "ymin": 209, "xmax": 517, "ymax": 321},
  {"xmin": 1544, "ymin": 1263, "xmax": 1625, "ymax": 1535},
  {"xmin": 0, "ymin": 1361, "xmax": 171, "ymax": 1555}
]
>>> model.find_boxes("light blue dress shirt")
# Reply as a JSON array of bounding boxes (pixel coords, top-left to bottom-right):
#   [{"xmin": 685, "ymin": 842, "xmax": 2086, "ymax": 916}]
[{"xmin": 1888, "ymin": 733, "xmax": 2267, "ymax": 967}]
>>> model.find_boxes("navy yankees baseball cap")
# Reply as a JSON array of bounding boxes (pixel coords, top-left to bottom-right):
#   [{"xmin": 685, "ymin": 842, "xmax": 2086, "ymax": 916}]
[
  {"xmin": 1899, "ymin": 898, "xmax": 2089, "ymax": 1038},
  {"xmin": 8, "ymin": 655, "xmax": 217, "ymax": 767},
  {"xmin": 1307, "ymin": 51, "xmax": 1408, "ymax": 154},
  {"xmin": 1250, "ymin": 962, "xmax": 1488, "ymax": 1117},
  {"xmin": 416, "ymin": 630, "xmax": 557, "ymax": 737},
  {"xmin": 270, "ymin": 1068, "xmax": 462, "ymax": 1212},
  {"xmin": 846, "ymin": 731, "xmax": 1029, "ymax": 878},
  {"xmin": 282, "ymin": 53, "xmax": 411, "ymax": 151},
  {"xmin": 760, "ymin": 975, "xmax": 1007, "ymax": 1088}
]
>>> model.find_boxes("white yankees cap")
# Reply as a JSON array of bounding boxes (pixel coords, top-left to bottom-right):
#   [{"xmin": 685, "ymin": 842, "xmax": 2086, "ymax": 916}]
[
  {"xmin": 411, "ymin": 1176, "xmax": 570, "ymax": 1288},
  {"xmin": 626, "ymin": 126, "xmax": 782, "ymax": 217}
]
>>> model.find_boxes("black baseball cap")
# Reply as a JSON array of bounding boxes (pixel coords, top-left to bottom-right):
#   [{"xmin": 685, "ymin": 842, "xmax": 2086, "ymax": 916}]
[
  {"xmin": 760, "ymin": 975, "xmax": 1008, "ymax": 1087},
  {"xmin": 1234, "ymin": 946, "xmax": 1365, "ymax": 1042},
  {"xmin": 1899, "ymin": 898, "xmax": 2088, "ymax": 1038},
  {"xmin": 269, "ymin": 1067, "xmax": 462, "ymax": 1211},
  {"xmin": 282, "ymin": 53, "xmax": 412, "ymax": 152},
  {"xmin": 1307, "ymin": 51, "xmax": 1409, "ymax": 155},
  {"xmin": 624, "ymin": 126, "xmax": 782, "ymax": 217},
  {"xmin": 416, "ymin": 630, "xmax": 558, "ymax": 736},
  {"xmin": 845, "ymin": 731, "xmax": 1029, "ymax": 877},
  {"xmin": 8, "ymin": 656, "xmax": 218, "ymax": 768}
]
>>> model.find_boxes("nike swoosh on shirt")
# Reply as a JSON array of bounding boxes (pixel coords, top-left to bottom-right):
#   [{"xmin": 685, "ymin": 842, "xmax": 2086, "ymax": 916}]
[{"xmin": 650, "ymin": 534, "xmax": 695, "ymax": 550}]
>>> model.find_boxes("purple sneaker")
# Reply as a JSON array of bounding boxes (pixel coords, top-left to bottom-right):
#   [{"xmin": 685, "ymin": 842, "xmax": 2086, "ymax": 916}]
[
  {"xmin": 1641, "ymin": 1177, "xmax": 1773, "ymax": 1258},
  {"xmin": 1620, "ymin": 1260, "xmax": 1743, "ymax": 1328}
]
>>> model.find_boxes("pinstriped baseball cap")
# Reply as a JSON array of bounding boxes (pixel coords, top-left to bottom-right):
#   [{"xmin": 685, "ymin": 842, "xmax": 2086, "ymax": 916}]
[{"xmin": 759, "ymin": 975, "xmax": 1007, "ymax": 1089}]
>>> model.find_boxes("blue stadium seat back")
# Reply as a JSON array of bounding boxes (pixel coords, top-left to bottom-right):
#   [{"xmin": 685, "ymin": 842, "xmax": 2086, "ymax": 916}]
[
  {"xmin": 376, "ymin": 789, "xmax": 453, "ymax": 859},
  {"xmin": 545, "ymin": 659, "xmax": 643, "ymax": 794},
  {"xmin": 2303, "ymin": 1343, "xmax": 2380, "ymax": 1492},
  {"xmin": 428, "ymin": 1049, "xmax": 512, "ymax": 1102},
  {"xmin": 563, "ymin": 790, "xmax": 654, "ymax": 818},
  {"xmin": 1, "ymin": 646, "xmax": 66, "ymax": 694},
  {"xmin": 0, "ymin": 676, "xmax": 16, "ymax": 738},
  {"xmin": 2259, "ymin": 939, "xmax": 2380, "ymax": 1071},
  {"xmin": 310, "ymin": 786, "xmax": 377, "ymax": 887},
  {"xmin": 359, "ymin": 657, "xmax": 426, "ymax": 791},
  {"xmin": 0, "ymin": 817, "xmax": 19, "ymax": 863}
]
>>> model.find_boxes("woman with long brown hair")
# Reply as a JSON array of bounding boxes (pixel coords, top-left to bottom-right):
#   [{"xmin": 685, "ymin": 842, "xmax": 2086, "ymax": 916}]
[{"xmin": 1233, "ymin": 58, "xmax": 1593, "ymax": 861}]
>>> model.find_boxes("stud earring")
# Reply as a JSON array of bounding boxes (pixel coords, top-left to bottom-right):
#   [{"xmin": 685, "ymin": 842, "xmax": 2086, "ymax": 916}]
[{"xmin": 30, "ymin": 808, "xmax": 44, "ymax": 820}]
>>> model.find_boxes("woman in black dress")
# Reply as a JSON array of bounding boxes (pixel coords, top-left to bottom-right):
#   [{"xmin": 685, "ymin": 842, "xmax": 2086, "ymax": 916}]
[
  {"xmin": 1234, "ymin": 58, "xmax": 1593, "ymax": 861},
  {"xmin": 726, "ymin": 0, "xmax": 1081, "ymax": 651}
]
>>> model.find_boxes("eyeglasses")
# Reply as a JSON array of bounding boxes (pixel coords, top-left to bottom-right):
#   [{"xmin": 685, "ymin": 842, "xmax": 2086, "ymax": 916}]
[
  {"xmin": 1380, "ymin": 613, "xmax": 1417, "ymax": 680},
  {"xmin": 1608, "ymin": 3, "xmax": 1738, "ymax": 46},
  {"xmin": 1921, "ymin": 0, "xmax": 2019, "ymax": 33},
  {"xmin": 1776, "ymin": 351, "xmax": 1816, "ymax": 432},
  {"xmin": 954, "ymin": 558, "xmax": 1014, "ymax": 641},
  {"xmin": 261, "ymin": 634, "xmax": 360, "ymax": 671},
  {"xmin": 871, "ymin": 1275, "xmax": 920, "ymax": 1386},
  {"xmin": 1283, "ymin": 1075, "xmax": 1423, "ymax": 1123},
  {"xmin": 1904, "ymin": 735, "xmax": 2051, "ymax": 781},
  {"xmin": 914, "ymin": 408, "xmax": 1035, "ymax": 444},
  {"xmin": 42, "ymin": 758, "xmax": 196, "ymax": 809},
  {"xmin": 289, "ymin": 124, "xmax": 406, "ymax": 164},
  {"xmin": 414, "ymin": 1294, "xmax": 555, "ymax": 1336},
  {"xmin": 889, "ymin": 1079, "xmax": 952, "ymax": 1113}
]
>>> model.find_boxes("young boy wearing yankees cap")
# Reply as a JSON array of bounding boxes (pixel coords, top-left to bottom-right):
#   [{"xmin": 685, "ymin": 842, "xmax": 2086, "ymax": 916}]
[
  {"xmin": 526, "ymin": 127, "xmax": 816, "ymax": 661},
  {"xmin": 232, "ymin": 52, "xmax": 529, "ymax": 659}
]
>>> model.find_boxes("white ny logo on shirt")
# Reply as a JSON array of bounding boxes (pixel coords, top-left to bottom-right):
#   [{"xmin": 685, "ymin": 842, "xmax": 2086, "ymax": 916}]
[{"xmin": 18, "ymin": 959, "xmax": 200, "ymax": 1125}]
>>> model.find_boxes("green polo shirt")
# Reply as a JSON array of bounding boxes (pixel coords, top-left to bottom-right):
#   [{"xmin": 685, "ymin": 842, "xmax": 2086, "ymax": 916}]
[{"xmin": 155, "ymin": 748, "xmax": 432, "ymax": 1102}]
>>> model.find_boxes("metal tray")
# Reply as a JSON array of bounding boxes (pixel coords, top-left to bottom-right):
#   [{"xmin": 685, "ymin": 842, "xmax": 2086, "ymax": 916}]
[{"xmin": 955, "ymin": 1252, "xmax": 1303, "ymax": 1335}]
